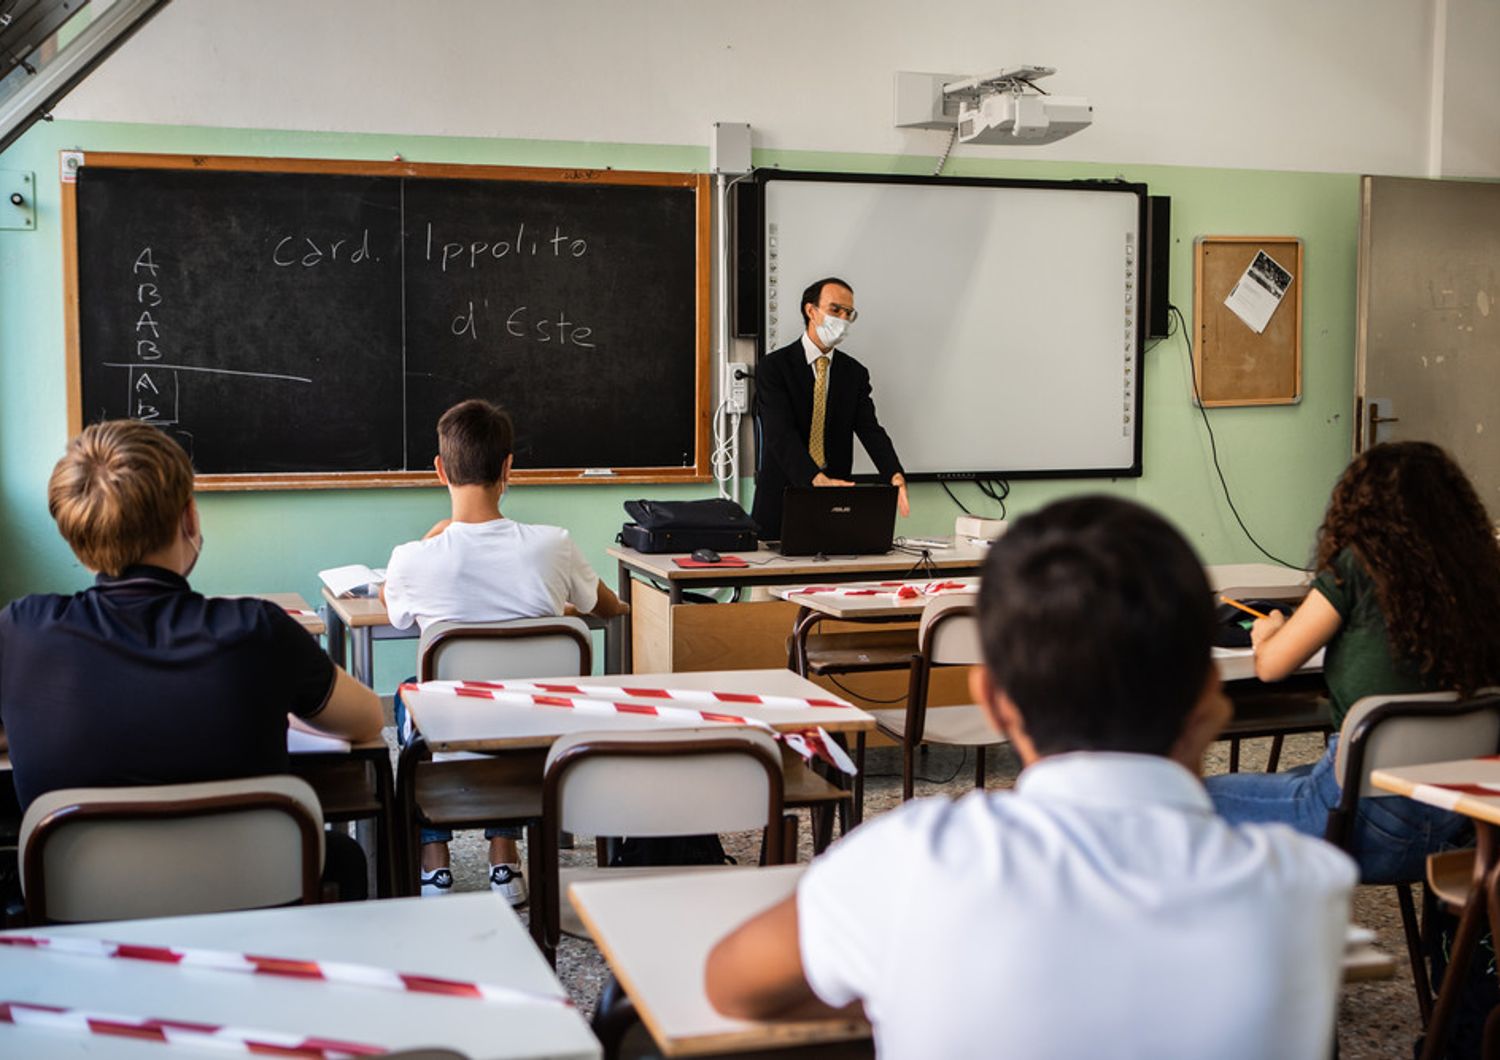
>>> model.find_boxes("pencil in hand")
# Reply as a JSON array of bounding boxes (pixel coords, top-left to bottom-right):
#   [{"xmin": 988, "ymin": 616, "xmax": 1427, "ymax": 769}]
[{"xmin": 1219, "ymin": 595, "xmax": 1270, "ymax": 620}]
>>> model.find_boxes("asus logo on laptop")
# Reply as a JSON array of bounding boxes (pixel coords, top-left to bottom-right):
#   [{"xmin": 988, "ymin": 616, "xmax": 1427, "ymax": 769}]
[{"xmin": 831, "ymin": 506, "xmax": 851, "ymax": 514}]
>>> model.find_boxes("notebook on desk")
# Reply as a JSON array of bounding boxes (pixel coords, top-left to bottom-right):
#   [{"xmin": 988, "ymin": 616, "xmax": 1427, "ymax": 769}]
[{"xmin": 770, "ymin": 485, "xmax": 898, "ymax": 557}]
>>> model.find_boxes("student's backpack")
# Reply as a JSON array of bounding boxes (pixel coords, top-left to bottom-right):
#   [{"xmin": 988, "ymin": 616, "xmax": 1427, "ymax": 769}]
[{"xmin": 608, "ymin": 834, "xmax": 734, "ymax": 867}]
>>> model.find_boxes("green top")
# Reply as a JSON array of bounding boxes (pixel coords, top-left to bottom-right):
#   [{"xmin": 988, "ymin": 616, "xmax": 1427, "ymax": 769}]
[{"xmin": 1311, "ymin": 547, "xmax": 1437, "ymax": 728}]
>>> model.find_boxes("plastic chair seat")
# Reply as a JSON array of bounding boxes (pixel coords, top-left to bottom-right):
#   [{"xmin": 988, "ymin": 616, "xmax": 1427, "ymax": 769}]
[
  {"xmin": 797, "ymin": 629, "xmax": 918, "ymax": 675},
  {"xmin": 870, "ymin": 704, "xmax": 1005, "ymax": 747},
  {"xmin": 782, "ymin": 761, "xmax": 852, "ymax": 807},
  {"xmin": 411, "ymin": 752, "xmax": 545, "ymax": 828},
  {"xmin": 1428, "ymin": 848, "xmax": 1476, "ymax": 912}
]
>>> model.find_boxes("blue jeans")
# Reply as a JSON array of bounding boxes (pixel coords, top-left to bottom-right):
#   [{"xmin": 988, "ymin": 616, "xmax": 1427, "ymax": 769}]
[
  {"xmin": 394, "ymin": 681, "xmax": 520, "ymax": 847},
  {"xmin": 1204, "ymin": 738, "xmax": 1471, "ymax": 885}
]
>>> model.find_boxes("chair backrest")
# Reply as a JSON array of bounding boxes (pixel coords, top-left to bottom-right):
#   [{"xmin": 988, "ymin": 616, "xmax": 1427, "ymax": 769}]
[
  {"xmin": 418, "ymin": 617, "xmax": 593, "ymax": 681},
  {"xmin": 20, "ymin": 775, "xmax": 324, "ymax": 924},
  {"xmin": 1334, "ymin": 691, "xmax": 1500, "ymax": 799},
  {"xmin": 918, "ymin": 596, "xmax": 982, "ymax": 667},
  {"xmin": 542, "ymin": 727, "xmax": 784, "ymax": 839}
]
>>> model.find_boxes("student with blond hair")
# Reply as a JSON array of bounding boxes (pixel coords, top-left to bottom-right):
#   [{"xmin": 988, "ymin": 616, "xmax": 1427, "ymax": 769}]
[{"xmin": 0, "ymin": 420, "xmax": 382, "ymax": 895}]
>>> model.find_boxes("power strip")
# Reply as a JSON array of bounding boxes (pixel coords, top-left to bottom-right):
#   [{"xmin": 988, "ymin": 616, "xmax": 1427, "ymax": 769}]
[{"xmin": 726, "ymin": 364, "xmax": 751, "ymax": 414}]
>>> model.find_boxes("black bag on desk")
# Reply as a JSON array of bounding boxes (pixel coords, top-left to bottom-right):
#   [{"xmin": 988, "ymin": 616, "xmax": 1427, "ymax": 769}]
[
  {"xmin": 617, "ymin": 523, "xmax": 758, "ymax": 554},
  {"xmin": 623, "ymin": 498, "xmax": 756, "ymax": 532},
  {"xmin": 1213, "ymin": 599, "xmax": 1295, "ymax": 648},
  {"xmin": 618, "ymin": 498, "xmax": 758, "ymax": 554}
]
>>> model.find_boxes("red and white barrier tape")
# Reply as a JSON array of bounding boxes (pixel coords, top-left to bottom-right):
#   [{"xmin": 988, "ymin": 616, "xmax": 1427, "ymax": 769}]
[
  {"xmin": 0, "ymin": 935, "xmax": 570, "ymax": 1008},
  {"xmin": 403, "ymin": 683, "xmax": 858, "ymax": 775},
  {"xmin": 0, "ymin": 999, "xmax": 382, "ymax": 1057},
  {"xmin": 451, "ymin": 680, "xmax": 853, "ymax": 711},
  {"xmin": 787, "ymin": 580, "xmax": 972, "ymax": 600}
]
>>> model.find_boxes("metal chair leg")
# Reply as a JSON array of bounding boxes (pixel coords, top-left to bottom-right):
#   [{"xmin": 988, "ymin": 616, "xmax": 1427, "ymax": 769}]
[
  {"xmin": 1266, "ymin": 734, "xmax": 1285, "ymax": 773},
  {"xmin": 975, "ymin": 745, "xmax": 987, "ymax": 790},
  {"xmin": 1397, "ymin": 882, "xmax": 1435, "ymax": 1027}
]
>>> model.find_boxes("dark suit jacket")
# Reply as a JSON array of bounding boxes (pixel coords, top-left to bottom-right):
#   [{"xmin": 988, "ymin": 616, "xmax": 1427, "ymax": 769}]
[{"xmin": 751, "ymin": 339, "xmax": 904, "ymax": 537}]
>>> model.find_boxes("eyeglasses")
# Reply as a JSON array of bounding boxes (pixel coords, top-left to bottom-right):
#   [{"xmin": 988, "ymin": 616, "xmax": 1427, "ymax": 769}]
[{"xmin": 821, "ymin": 301, "xmax": 858, "ymax": 322}]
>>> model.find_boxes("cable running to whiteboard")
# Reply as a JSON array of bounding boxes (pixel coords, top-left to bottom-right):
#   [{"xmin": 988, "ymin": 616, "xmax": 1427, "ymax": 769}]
[{"xmin": 399, "ymin": 178, "xmax": 408, "ymax": 469}]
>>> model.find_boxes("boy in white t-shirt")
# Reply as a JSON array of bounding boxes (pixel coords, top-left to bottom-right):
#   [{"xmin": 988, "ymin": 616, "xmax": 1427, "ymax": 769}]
[
  {"xmin": 382, "ymin": 399, "xmax": 627, "ymax": 902},
  {"xmin": 705, "ymin": 496, "xmax": 1358, "ymax": 1059}
]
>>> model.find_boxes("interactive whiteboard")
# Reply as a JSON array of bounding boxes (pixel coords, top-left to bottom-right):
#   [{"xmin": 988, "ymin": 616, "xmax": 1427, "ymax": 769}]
[{"xmin": 759, "ymin": 172, "xmax": 1145, "ymax": 479}]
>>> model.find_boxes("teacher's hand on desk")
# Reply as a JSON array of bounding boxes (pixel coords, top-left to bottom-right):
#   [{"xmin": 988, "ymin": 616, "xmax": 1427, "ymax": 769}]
[
  {"xmin": 891, "ymin": 473, "xmax": 910, "ymax": 518},
  {"xmin": 812, "ymin": 472, "xmax": 854, "ymax": 488}
]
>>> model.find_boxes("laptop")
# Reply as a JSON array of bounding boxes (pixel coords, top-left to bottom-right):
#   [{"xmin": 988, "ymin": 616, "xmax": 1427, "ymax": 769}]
[{"xmin": 773, "ymin": 485, "xmax": 899, "ymax": 556}]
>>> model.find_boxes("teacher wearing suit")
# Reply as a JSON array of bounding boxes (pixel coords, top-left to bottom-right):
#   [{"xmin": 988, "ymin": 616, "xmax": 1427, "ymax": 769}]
[{"xmin": 751, "ymin": 277, "xmax": 909, "ymax": 539}]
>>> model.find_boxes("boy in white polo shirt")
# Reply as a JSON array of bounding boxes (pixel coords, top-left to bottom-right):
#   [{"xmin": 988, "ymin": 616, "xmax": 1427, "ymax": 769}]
[
  {"xmin": 706, "ymin": 496, "xmax": 1357, "ymax": 1059},
  {"xmin": 382, "ymin": 399, "xmax": 627, "ymax": 902}
]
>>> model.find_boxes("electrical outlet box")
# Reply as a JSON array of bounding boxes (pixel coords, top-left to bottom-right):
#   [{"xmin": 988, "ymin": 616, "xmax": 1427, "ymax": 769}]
[
  {"xmin": 711, "ymin": 122, "xmax": 752, "ymax": 174},
  {"xmin": 726, "ymin": 363, "xmax": 751, "ymax": 413}
]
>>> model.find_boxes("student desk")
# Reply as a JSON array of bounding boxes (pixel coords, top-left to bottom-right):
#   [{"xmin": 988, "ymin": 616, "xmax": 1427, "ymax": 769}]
[
  {"xmin": 320, "ymin": 590, "xmax": 624, "ymax": 685},
  {"xmin": 1371, "ymin": 758, "xmax": 1500, "ymax": 1060},
  {"xmin": 247, "ymin": 591, "xmax": 325, "ymax": 636},
  {"xmin": 569, "ymin": 864, "xmax": 1392, "ymax": 1058},
  {"xmin": 606, "ymin": 542, "xmax": 988, "ymax": 691},
  {"xmin": 0, "ymin": 892, "xmax": 599, "ymax": 1059},
  {"xmin": 401, "ymin": 668, "xmax": 875, "ymax": 753}
]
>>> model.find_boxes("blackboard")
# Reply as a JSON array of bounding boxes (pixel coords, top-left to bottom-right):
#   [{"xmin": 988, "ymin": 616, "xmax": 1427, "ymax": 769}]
[{"xmin": 63, "ymin": 154, "xmax": 710, "ymax": 489}]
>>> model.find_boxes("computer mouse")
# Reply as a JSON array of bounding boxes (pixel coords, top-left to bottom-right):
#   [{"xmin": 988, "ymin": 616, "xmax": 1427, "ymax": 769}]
[{"xmin": 690, "ymin": 548, "xmax": 722, "ymax": 563}]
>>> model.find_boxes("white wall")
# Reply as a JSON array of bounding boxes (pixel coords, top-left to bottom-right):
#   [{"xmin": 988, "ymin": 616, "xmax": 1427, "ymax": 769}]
[
  {"xmin": 54, "ymin": 0, "xmax": 1498, "ymax": 178},
  {"xmin": 1431, "ymin": 0, "xmax": 1500, "ymax": 178}
]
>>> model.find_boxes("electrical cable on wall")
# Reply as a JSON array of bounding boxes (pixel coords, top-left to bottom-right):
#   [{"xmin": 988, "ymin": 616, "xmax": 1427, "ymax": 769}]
[{"xmin": 1170, "ymin": 304, "xmax": 1305, "ymax": 570}]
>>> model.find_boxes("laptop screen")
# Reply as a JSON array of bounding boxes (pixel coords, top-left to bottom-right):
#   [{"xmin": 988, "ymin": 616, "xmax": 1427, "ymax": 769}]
[{"xmin": 776, "ymin": 485, "xmax": 898, "ymax": 556}]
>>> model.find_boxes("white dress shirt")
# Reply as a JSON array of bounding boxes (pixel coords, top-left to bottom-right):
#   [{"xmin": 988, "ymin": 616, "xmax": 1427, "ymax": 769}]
[
  {"xmin": 801, "ymin": 331, "xmax": 836, "ymax": 368},
  {"xmin": 798, "ymin": 752, "xmax": 1357, "ymax": 1060},
  {"xmin": 383, "ymin": 518, "xmax": 599, "ymax": 633}
]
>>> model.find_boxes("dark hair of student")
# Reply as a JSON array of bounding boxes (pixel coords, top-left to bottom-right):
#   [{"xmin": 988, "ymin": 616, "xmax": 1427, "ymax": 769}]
[
  {"xmin": 799, "ymin": 276, "xmax": 852, "ymax": 326},
  {"xmin": 436, "ymin": 399, "xmax": 514, "ymax": 486},
  {"xmin": 1314, "ymin": 441, "xmax": 1500, "ymax": 694},
  {"xmin": 976, "ymin": 495, "xmax": 1215, "ymax": 756}
]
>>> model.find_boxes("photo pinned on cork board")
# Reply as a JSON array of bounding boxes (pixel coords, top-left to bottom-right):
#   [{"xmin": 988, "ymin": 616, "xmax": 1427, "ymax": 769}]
[{"xmin": 1192, "ymin": 236, "xmax": 1304, "ymax": 407}]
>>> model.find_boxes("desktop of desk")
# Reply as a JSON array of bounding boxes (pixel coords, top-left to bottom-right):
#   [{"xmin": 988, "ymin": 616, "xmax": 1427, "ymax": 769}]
[{"xmin": 0, "ymin": 893, "xmax": 600, "ymax": 1059}]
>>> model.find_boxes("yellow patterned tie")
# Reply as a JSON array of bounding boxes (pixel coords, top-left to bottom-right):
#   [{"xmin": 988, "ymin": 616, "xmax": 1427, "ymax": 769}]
[{"xmin": 808, "ymin": 355, "xmax": 830, "ymax": 468}]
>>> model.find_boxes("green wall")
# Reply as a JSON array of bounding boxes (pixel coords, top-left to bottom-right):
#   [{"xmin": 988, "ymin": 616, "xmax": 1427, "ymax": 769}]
[{"xmin": 0, "ymin": 121, "xmax": 1358, "ymax": 690}]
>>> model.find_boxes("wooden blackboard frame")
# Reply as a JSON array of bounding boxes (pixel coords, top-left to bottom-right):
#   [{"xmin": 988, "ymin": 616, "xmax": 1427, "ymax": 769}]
[{"xmin": 62, "ymin": 152, "xmax": 713, "ymax": 491}]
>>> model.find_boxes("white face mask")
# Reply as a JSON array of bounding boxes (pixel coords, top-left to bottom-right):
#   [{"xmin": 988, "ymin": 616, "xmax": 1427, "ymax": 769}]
[{"xmin": 815, "ymin": 312, "xmax": 850, "ymax": 349}]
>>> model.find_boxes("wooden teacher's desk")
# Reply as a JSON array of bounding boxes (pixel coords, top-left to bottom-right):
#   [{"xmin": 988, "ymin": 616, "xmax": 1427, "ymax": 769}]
[
  {"xmin": 607, "ymin": 541, "xmax": 989, "ymax": 679},
  {"xmin": 0, "ymin": 893, "xmax": 599, "ymax": 1059}
]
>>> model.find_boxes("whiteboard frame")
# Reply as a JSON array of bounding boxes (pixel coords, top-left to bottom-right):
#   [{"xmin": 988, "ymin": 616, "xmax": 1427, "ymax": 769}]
[{"xmin": 754, "ymin": 170, "xmax": 1146, "ymax": 482}]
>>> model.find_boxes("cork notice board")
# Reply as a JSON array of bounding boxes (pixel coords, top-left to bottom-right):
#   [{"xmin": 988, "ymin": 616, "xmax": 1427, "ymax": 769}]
[{"xmin": 1192, "ymin": 236, "xmax": 1303, "ymax": 406}]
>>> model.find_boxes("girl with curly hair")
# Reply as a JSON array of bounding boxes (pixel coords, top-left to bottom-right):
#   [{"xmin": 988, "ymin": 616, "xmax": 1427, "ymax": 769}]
[{"xmin": 1206, "ymin": 441, "xmax": 1500, "ymax": 882}]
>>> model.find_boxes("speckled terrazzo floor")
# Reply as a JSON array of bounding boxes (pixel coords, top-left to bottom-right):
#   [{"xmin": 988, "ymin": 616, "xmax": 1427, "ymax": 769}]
[{"xmin": 429, "ymin": 732, "xmax": 1423, "ymax": 1058}]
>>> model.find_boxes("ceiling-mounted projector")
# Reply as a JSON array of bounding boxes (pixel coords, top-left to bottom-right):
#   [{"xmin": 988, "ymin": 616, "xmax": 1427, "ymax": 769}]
[
  {"xmin": 956, "ymin": 89, "xmax": 1093, "ymax": 145},
  {"xmin": 894, "ymin": 65, "xmax": 1092, "ymax": 146}
]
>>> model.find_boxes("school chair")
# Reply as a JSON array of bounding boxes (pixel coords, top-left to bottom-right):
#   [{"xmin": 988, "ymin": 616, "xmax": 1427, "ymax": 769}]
[
  {"xmin": 543, "ymin": 727, "xmax": 789, "ymax": 968},
  {"xmin": 1327, "ymin": 690, "xmax": 1500, "ymax": 1026},
  {"xmin": 395, "ymin": 617, "xmax": 592, "ymax": 934},
  {"xmin": 20, "ymin": 775, "xmax": 324, "ymax": 924},
  {"xmin": 867, "ymin": 596, "xmax": 1006, "ymax": 802}
]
